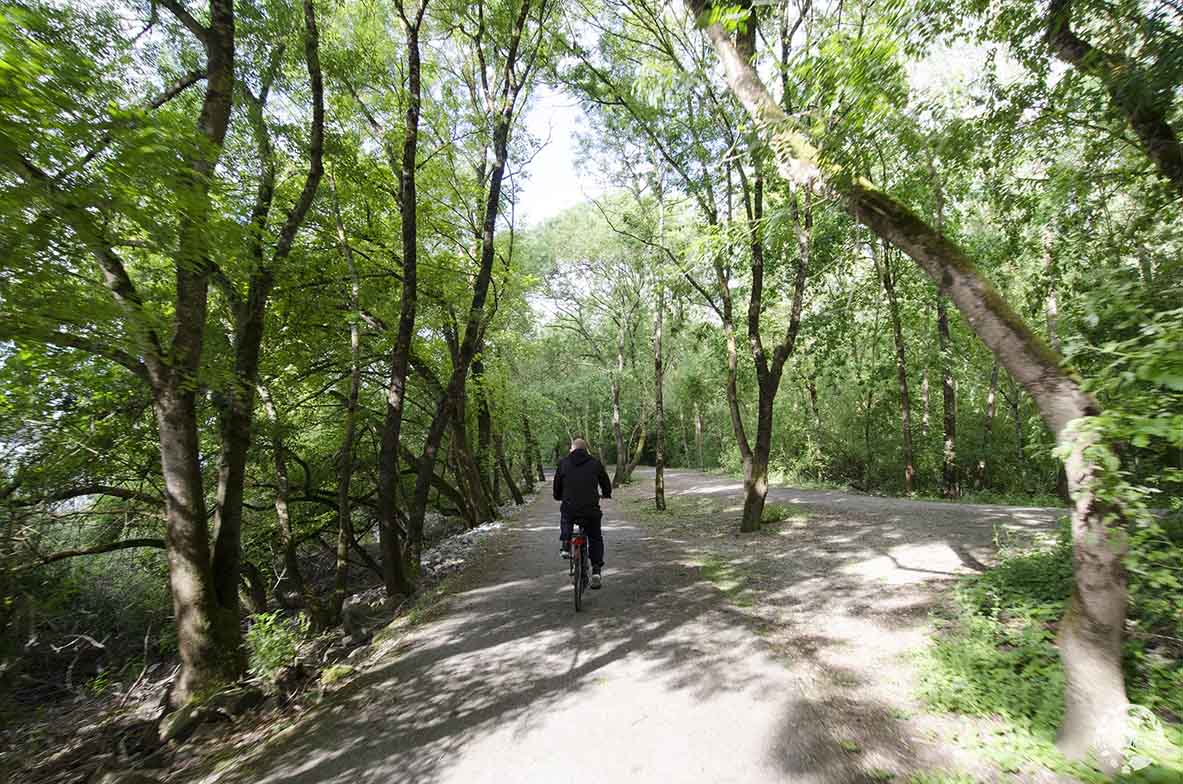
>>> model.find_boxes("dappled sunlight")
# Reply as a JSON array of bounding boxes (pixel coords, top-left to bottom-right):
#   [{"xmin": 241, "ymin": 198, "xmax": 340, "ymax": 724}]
[
  {"xmin": 681, "ymin": 482, "xmax": 745, "ymax": 495},
  {"xmin": 195, "ymin": 471, "xmax": 1067, "ymax": 784},
  {"xmin": 840, "ymin": 541, "xmax": 974, "ymax": 584}
]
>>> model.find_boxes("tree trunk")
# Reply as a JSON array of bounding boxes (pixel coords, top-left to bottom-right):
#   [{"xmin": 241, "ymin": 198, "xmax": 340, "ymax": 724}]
[
  {"xmin": 375, "ymin": 7, "xmax": 427, "ymax": 598},
  {"xmin": 921, "ymin": 367, "xmax": 930, "ymax": 437},
  {"xmin": 524, "ymin": 415, "xmax": 546, "ymax": 482},
  {"xmin": 689, "ymin": 11, "xmax": 1131, "ymax": 766},
  {"xmin": 1011, "ymin": 380, "xmax": 1026, "ymax": 464},
  {"xmin": 211, "ymin": 0, "xmax": 324, "ymax": 629},
  {"xmin": 258, "ymin": 386, "xmax": 306, "ymax": 608},
  {"xmin": 329, "ymin": 180, "xmax": 361, "ymax": 626},
  {"xmin": 611, "ymin": 328, "xmax": 627, "ymax": 487},
  {"xmin": 156, "ymin": 385, "xmax": 243, "ymax": 705},
  {"xmin": 694, "ymin": 400, "xmax": 705, "ymax": 471},
  {"xmin": 623, "ymin": 418, "xmax": 647, "ymax": 484},
  {"xmin": 450, "ymin": 384, "xmax": 495, "ymax": 523},
  {"xmin": 977, "ymin": 363, "xmax": 999, "ymax": 489},
  {"xmin": 158, "ymin": 0, "xmax": 242, "ymax": 706},
  {"xmin": 741, "ymin": 388, "xmax": 774, "ymax": 532},
  {"xmin": 1047, "ymin": 0, "xmax": 1183, "ymax": 199},
  {"xmin": 518, "ymin": 435, "xmax": 536, "ymax": 493},
  {"xmin": 495, "ymin": 433, "xmax": 525, "ymax": 505},
  {"xmin": 877, "ymin": 243, "xmax": 916, "ymax": 494},
  {"xmin": 239, "ymin": 561, "xmax": 268, "ymax": 616},
  {"xmin": 654, "ymin": 275, "xmax": 667, "ymax": 512},
  {"xmin": 937, "ymin": 296, "xmax": 958, "ymax": 498},
  {"xmin": 806, "ymin": 376, "xmax": 822, "ymax": 436},
  {"xmin": 406, "ymin": 0, "xmax": 536, "ymax": 570},
  {"xmin": 474, "ymin": 357, "xmax": 499, "ymax": 502}
]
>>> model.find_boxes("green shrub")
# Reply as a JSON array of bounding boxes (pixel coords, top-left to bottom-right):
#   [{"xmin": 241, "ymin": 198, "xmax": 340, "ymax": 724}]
[
  {"xmin": 245, "ymin": 611, "xmax": 308, "ymax": 678},
  {"xmin": 917, "ymin": 518, "xmax": 1183, "ymax": 776}
]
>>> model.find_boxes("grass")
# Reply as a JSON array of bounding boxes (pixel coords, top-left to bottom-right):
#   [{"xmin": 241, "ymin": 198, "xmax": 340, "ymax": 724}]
[
  {"xmin": 915, "ymin": 524, "xmax": 1183, "ymax": 783},
  {"xmin": 906, "ymin": 774, "xmax": 981, "ymax": 784},
  {"xmin": 319, "ymin": 664, "xmax": 354, "ymax": 686},
  {"xmin": 698, "ymin": 554, "xmax": 756, "ymax": 607},
  {"xmin": 919, "ymin": 489, "xmax": 1066, "ymax": 508},
  {"xmin": 625, "ymin": 493, "xmax": 735, "ymax": 532},
  {"xmin": 760, "ymin": 501, "xmax": 809, "ymax": 526}
]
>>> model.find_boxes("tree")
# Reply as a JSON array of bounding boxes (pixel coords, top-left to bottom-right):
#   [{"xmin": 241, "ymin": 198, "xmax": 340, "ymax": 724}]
[{"xmin": 686, "ymin": 0, "xmax": 1130, "ymax": 766}]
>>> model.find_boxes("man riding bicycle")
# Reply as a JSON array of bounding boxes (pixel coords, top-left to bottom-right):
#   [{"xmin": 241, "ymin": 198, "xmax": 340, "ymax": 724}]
[{"xmin": 553, "ymin": 437, "xmax": 611, "ymax": 589}]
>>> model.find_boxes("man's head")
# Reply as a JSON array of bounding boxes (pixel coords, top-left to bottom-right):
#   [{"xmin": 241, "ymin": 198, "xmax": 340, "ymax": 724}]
[{"xmin": 571, "ymin": 437, "xmax": 588, "ymax": 453}]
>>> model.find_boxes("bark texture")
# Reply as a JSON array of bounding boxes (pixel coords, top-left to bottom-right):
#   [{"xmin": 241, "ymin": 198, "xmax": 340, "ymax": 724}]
[
  {"xmin": 876, "ymin": 244, "xmax": 916, "ymax": 494},
  {"xmin": 688, "ymin": 3, "xmax": 1130, "ymax": 766},
  {"xmin": 375, "ymin": 1, "xmax": 430, "ymax": 597}
]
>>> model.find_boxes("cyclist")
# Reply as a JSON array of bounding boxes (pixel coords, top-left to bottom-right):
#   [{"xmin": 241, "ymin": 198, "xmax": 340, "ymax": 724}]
[{"xmin": 553, "ymin": 437, "xmax": 612, "ymax": 589}]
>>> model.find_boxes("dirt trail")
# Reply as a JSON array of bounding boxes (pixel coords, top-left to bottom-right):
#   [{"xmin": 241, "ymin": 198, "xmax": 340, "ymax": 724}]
[{"xmin": 194, "ymin": 469, "xmax": 1064, "ymax": 784}]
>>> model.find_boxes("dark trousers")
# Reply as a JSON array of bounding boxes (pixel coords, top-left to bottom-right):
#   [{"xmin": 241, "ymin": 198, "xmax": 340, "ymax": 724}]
[{"xmin": 560, "ymin": 506, "xmax": 604, "ymax": 569}]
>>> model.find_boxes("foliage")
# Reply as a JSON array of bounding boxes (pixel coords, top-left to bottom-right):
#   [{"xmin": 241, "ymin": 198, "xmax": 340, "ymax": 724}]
[
  {"xmin": 918, "ymin": 524, "xmax": 1183, "ymax": 778},
  {"xmin": 244, "ymin": 612, "xmax": 309, "ymax": 680}
]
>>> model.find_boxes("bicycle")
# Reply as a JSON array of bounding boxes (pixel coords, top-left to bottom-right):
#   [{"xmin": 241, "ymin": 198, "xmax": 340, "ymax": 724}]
[{"xmin": 569, "ymin": 520, "xmax": 592, "ymax": 611}]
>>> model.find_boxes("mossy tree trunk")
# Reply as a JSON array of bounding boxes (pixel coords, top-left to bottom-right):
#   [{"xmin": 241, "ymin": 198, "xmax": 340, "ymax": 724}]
[{"xmin": 689, "ymin": 2, "xmax": 1130, "ymax": 768}]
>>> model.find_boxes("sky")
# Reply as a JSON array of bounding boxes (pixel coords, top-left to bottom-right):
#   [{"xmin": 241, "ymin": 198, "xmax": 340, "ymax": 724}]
[
  {"xmin": 514, "ymin": 86, "xmax": 604, "ymax": 228},
  {"xmin": 513, "ymin": 43, "xmax": 1022, "ymax": 230}
]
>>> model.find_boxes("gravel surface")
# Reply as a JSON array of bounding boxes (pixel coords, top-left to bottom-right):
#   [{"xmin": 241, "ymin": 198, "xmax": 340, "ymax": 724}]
[{"xmin": 190, "ymin": 469, "xmax": 1070, "ymax": 784}]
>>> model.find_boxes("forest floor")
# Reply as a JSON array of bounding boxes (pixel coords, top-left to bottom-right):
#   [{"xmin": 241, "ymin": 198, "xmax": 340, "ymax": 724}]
[{"xmin": 185, "ymin": 468, "xmax": 1073, "ymax": 784}]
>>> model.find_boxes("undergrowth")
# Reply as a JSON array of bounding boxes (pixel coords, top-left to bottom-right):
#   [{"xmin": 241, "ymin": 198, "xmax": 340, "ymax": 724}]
[{"xmin": 917, "ymin": 517, "xmax": 1183, "ymax": 782}]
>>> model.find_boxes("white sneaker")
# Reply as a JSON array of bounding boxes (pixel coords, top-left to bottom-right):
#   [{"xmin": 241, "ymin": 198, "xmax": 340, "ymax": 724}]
[{"xmin": 590, "ymin": 572, "xmax": 602, "ymax": 589}]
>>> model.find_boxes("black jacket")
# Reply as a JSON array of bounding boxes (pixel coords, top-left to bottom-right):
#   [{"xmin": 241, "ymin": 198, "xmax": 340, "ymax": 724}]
[{"xmin": 553, "ymin": 448, "xmax": 612, "ymax": 516}]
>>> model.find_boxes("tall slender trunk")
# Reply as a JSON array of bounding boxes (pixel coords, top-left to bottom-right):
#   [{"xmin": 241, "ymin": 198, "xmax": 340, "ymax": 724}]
[
  {"xmin": 977, "ymin": 363, "xmax": 999, "ymax": 489},
  {"xmin": 1011, "ymin": 380, "xmax": 1026, "ymax": 464},
  {"xmin": 495, "ymin": 433, "xmax": 524, "ymax": 504},
  {"xmin": 611, "ymin": 327, "xmax": 627, "ymax": 487},
  {"xmin": 653, "ymin": 183, "xmax": 667, "ymax": 510},
  {"xmin": 654, "ymin": 277, "xmax": 666, "ymax": 511},
  {"xmin": 156, "ymin": 0, "xmax": 241, "ymax": 706},
  {"xmin": 806, "ymin": 376, "xmax": 821, "ymax": 435},
  {"xmin": 375, "ymin": 5, "xmax": 428, "ymax": 597},
  {"xmin": 474, "ymin": 357, "xmax": 498, "ymax": 501},
  {"xmin": 257, "ymin": 386, "xmax": 305, "ymax": 606},
  {"xmin": 937, "ymin": 296, "xmax": 958, "ymax": 498},
  {"xmin": 921, "ymin": 367, "xmax": 930, "ymax": 437},
  {"xmin": 739, "ymin": 171, "xmax": 809, "ymax": 532},
  {"xmin": 691, "ymin": 12, "xmax": 1130, "ymax": 765},
  {"xmin": 450, "ymin": 383, "xmax": 495, "ymax": 523},
  {"xmin": 212, "ymin": 0, "xmax": 324, "ymax": 625},
  {"xmin": 877, "ymin": 243, "xmax": 915, "ymax": 494},
  {"xmin": 623, "ymin": 416, "xmax": 648, "ymax": 483},
  {"xmin": 524, "ymin": 415, "xmax": 545, "ymax": 482},
  {"xmin": 931, "ymin": 156, "xmax": 957, "ymax": 498},
  {"xmin": 406, "ymin": 0, "xmax": 539, "ymax": 571},
  {"xmin": 329, "ymin": 180, "xmax": 360, "ymax": 626},
  {"xmin": 694, "ymin": 401, "xmax": 704, "ymax": 471}
]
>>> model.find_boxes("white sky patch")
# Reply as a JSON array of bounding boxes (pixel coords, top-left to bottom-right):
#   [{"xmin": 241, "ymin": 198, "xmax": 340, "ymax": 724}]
[{"xmin": 516, "ymin": 85, "xmax": 605, "ymax": 228}]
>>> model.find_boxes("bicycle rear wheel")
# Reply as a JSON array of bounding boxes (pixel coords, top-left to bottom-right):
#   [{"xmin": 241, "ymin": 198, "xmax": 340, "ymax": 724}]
[{"xmin": 573, "ymin": 542, "xmax": 584, "ymax": 612}]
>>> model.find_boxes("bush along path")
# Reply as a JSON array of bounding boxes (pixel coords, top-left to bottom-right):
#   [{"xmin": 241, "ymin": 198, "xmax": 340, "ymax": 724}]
[
  {"xmin": 5, "ymin": 513, "xmax": 515, "ymax": 784},
  {"xmin": 166, "ymin": 468, "xmax": 1177, "ymax": 784}
]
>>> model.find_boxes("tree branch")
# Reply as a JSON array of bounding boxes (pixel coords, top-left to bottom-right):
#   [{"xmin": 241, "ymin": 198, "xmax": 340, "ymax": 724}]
[
  {"xmin": 157, "ymin": 0, "xmax": 210, "ymax": 46},
  {"xmin": 22, "ymin": 538, "xmax": 165, "ymax": 569}
]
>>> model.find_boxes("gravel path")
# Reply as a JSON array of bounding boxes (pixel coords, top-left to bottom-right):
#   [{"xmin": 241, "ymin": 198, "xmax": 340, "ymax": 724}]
[{"xmin": 195, "ymin": 469, "xmax": 1065, "ymax": 784}]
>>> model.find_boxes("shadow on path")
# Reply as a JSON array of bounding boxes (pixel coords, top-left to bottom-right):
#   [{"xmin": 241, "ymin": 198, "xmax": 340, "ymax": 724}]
[{"xmin": 195, "ymin": 471, "xmax": 1066, "ymax": 784}]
